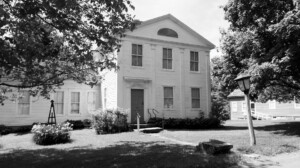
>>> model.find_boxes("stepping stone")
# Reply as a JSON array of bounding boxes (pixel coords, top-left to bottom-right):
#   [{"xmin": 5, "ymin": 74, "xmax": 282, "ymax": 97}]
[{"xmin": 135, "ymin": 127, "xmax": 163, "ymax": 133}]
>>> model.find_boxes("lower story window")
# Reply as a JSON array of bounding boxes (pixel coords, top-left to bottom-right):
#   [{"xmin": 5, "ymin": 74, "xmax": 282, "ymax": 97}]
[
  {"xmin": 87, "ymin": 92, "xmax": 96, "ymax": 111},
  {"xmin": 18, "ymin": 91, "xmax": 30, "ymax": 115},
  {"xmin": 191, "ymin": 88, "xmax": 200, "ymax": 108},
  {"xmin": 71, "ymin": 92, "xmax": 80, "ymax": 114},
  {"xmin": 54, "ymin": 91, "xmax": 64, "ymax": 115},
  {"xmin": 164, "ymin": 87, "xmax": 173, "ymax": 109}
]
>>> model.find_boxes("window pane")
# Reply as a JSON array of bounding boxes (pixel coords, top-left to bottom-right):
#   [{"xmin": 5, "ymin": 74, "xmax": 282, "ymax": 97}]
[
  {"xmin": 138, "ymin": 45, "xmax": 142, "ymax": 55},
  {"xmin": 71, "ymin": 103, "xmax": 79, "ymax": 114},
  {"xmin": 55, "ymin": 104, "xmax": 63, "ymax": 114},
  {"xmin": 163, "ymin": 59, "xmax": 167, "ymax": 69},
  {"xmin": 19, "ymin": 91, "xmax": 30, "ymax": 103},
  {"xmin": 132, "ymin": 44, "xmax": 137, "ymax": 55},
  {"xmin": 195, "ymin": 63, "xmax": 198, "ymax": 71},
  {"xmin": 192, "ymin": 88, "xmax": 200, "ymax": 98},
  {"xmin": 168, "ymin": 60, "xmax": 172, "ymax": 69},
  {"xmin": 163, "ymin": 48, "xmax": 167, "ymax": 59},
  {"xmin": 195, "ymin": 52, "xmax": 198, "ymax": 61},
  {"xmin": 55, "ymin": 92, "xmax": 64, "ymax": 103},
  {"xmin": 164, "ymin": 87, "xmax": 173, "ymax": 98},
  {"xmin": 71, "ymin": 92, "xmax": 79, "ymax": 102},
  {"xmin": 167, "ymin": 49, "xmax": 172, "ymax": 58},
  {"xmin": 192, "ymin": 99, "xmax": 200, "ymax": 108},
  {"xmin": 138, "ymin": 56, "xmax": 142, "ymax": 66}
]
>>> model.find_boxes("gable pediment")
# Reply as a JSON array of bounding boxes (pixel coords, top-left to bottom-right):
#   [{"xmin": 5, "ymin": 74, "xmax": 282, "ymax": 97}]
[{"xmin": 125, "ymin": 14, "xmax": 215, "ymax": 49}]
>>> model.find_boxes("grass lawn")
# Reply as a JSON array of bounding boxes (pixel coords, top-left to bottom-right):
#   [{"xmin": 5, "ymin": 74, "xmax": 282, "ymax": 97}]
[
  {"xmin": 1, "ymin": 120, "xmax": 299, "ymax": 167},
  {"xmin": 0, "ymin": 129, "xmax": 240, "ymax": 168},
  {"xmin": 159, "ymin": 120, "xmax": 300, "ymax": 156}
]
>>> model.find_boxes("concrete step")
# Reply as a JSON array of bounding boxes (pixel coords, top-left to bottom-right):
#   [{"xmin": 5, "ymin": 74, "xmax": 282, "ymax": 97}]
[
  {"xmin": 134, "ymin": 127, "xmax": 163, "ymax": 133},
  {"xmin": 130, "ymin": 123, "xmax": 156, "ymax": 129}
]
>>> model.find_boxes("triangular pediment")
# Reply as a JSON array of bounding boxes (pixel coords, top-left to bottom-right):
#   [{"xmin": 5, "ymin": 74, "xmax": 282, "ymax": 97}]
[{"xmin": 125, "ymin": 14, "xmax": 215, "ymax": 49}]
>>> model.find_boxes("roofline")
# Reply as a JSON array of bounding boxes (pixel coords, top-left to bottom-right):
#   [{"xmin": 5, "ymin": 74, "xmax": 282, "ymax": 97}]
[{"xmin": 131, "ymin": 14, "xmax": 215, "ymax": 50}]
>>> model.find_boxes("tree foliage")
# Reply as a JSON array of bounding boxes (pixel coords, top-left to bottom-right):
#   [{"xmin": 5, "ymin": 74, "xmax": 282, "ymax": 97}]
[
  {"xmin": 0, "ymin": 0, "xmax": 135, "ymax": 102},
  {"xmin": 219, "ymin": 0, "xmax": 300, "ymax": 102}
]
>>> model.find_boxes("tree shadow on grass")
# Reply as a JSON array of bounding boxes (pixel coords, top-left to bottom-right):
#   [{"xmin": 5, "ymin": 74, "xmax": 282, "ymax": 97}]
[
  {"xmin": 0, "ymin": 141, "xmax": 242, "ymax": 168},
  {"xmin": 254, "ymin": 121, "xmax": 300, "ymax": 137}
]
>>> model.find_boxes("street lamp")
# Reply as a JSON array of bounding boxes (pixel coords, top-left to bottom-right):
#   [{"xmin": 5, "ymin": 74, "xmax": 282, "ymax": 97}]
[{"xmin": 235, "ymin": 74, "xmax": 256, "ymax": 146}]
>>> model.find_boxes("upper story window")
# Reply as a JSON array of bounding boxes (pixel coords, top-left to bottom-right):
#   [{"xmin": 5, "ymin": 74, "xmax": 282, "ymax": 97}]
[
  {"xmin": 54, "ymin": 91, "xmax": 64, "ymax": 115},
  {"xmin": 18, "ymin": 91, "xmax": 30, "ymax": 115},
  {"xmin": 163, "ymin": 48, "xmax": 172, "ymax": 69},
  {"xmin": 132, "ymin": 44, "xmax": 143, "ymax": 67},
  {"xmin": 158, "ymin": 28, "xmax": 178, "ymax": 38},
  {"xmin": 190, "ymin": 51, "xmax": 199, "ymax": 72}
]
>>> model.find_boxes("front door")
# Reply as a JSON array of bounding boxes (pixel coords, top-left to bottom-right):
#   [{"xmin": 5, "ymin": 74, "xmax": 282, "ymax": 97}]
[{"xmin": 131, "ymin": 89, "xmax": 144, "ymax": 123}]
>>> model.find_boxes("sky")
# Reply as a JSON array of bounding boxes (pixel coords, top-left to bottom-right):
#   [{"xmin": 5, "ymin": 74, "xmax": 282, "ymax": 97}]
[{"xmin": 129, "ymin": 0, "xmax": 230, "ymax": 57}]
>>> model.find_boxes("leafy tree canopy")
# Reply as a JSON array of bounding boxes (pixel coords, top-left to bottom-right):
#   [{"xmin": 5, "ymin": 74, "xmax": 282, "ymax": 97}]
[
  {"xmin": 0, "ymin": 0, "xmax": 135, "ymax": 103},
  {"xmin": 219, "ymin": 0, "xmax": 300, "ymax": 102}
]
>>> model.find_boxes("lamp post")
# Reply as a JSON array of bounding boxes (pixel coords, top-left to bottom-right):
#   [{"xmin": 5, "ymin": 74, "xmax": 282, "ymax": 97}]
[{"xmin": 234, "ymin": 74, "xmax": 256, "ymax": 146}]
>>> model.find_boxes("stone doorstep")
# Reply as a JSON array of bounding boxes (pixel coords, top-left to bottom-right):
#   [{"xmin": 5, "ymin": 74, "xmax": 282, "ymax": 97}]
[{"xmin": 134, "ymin": 127, "xmax": 163, "ymax": 133}]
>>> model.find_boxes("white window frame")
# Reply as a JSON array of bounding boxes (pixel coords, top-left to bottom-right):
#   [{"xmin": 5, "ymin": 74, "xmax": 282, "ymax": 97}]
[
  {"xmin": 231, "ymin": 101, "xmax": 237, "ymax": 112},
  {"xmin": 191, "ymin": 88, "xmax": 200, "ymax": 109},
  {"xmin": 131, "ymin": 44, "xmax": 143, "ymax": 67},
  {"xmin": 162, "ymin": 48, "xmax": 173, "ymax": 70},
  {"xmin": 17, "ymin": 90, "xmax": 31, "ymax": 116},
  {"xmin": 190, "ymin": 51, "xmax": 199, "ymax": 72},
  {"xmin": 269, "ymin": 100, "xmax": 276, "ymax": 109},
  {"xmin": 70, "ymin": 91, "xmax": 81, "ymax": 114},
  {"xmin": 163, "ymin": 86, "xmax": 174, "ymax": 109},
  {"xmin": 87, "ymin": 91, "xmax": 97, "ymax": 112}
]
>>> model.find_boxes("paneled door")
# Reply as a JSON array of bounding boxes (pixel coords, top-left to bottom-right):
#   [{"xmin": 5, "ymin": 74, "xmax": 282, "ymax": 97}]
[{"xmin": 131, "ymin": 89, "xmax": 144, "ymax": 123}]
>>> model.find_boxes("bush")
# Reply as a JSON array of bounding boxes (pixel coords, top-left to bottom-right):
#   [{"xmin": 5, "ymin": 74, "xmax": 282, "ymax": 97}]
[
  {"xmin": 83, "ymin": 119, "xmax": 92, "ymax": 128},
  {"xmin": 31, "ymin": 123, "xmax": 72, "ymax": 145},
  {"xmin": 149, "ymin": 117, "xmax": 221, "ymax": 129},
  {"xmin": 64, "ymin": 120, "xmax": 85, "ymax": 130},
  {"xmin": 91, "ymin": 108, "xmax": 129, "ymax": 134},
  {"xmin": 0, "ymin": 125, "xmax": 12, "ymax": 135},
  {"xmin": 211, "ymin": 94, "xmax": 230, "ymax": 122}
]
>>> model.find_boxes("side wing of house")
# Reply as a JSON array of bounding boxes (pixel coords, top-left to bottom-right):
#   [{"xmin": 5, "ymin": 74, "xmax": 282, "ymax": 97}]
[
  {"xmin": 116, "ymin": 14, "xmax": 214, "ymax": 123},
  {"xmin": 0, "ymin": 80, "xmax": 101, "ymax": 126}
]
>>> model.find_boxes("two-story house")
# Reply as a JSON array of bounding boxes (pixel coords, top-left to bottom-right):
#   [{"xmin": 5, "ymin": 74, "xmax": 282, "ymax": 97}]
[
  {"xmin": 101, "ymin": 14, "xmax": 215, "ymax": 123},
  {"xmin": 0, "ymin": 14, "xmax": 214, "ymax": 126}
]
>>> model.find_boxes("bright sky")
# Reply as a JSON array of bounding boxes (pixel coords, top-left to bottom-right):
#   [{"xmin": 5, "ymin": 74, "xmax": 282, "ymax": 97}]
[{"xmin": 129, "ymin": 0, "xmax": 230, "ymax": 57}]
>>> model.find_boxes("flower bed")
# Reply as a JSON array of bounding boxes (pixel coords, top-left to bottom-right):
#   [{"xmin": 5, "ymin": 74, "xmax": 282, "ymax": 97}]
[{"xmin": 31, "ymin": 123, "xmax": 72, "ymax": 145}]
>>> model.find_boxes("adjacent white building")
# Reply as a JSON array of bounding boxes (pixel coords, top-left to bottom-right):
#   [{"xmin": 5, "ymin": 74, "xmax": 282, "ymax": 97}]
[
  {"xmin": 101, "ymin": 14, "xmax": 215, "ymax": 123},
  {"xmin": 0, "ymin": 14, "xmax": 214, "ymax": 126}
]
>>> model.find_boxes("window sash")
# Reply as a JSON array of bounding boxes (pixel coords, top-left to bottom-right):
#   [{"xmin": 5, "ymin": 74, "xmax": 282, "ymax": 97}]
[
  {"xmin": 191, "ymin": 88, "xmax": 200, "ymax": 108},
  {"xmin": 231, "ymin": 102, "xmax": 237, "ymax": 112},
  {"xmin": 71, "ymin": 92, "xmax": 80, "ymax": 114},
  {"xmin": 164, "ymin": 87, "xmax": 173, "ymax": 108},
  {"xmin": 18, "ymin": 91, "xmax": 30, "ymax": 115}
]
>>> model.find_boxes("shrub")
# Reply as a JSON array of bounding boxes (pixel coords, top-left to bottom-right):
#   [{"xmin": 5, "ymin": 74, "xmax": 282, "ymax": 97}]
[
  {"xmin": 149, "ymin": 117, "xmax": 221, "ymax": 129},
  {"xmin": 83, "ymin": 119, "xmax": 92, "ymax": 128},
  {"xmin": 211, "ymin": 94, "xmax": 230, "ymax": 122},
  {"xmin": 0, "ymin": 125, "xmax": 12, "ymax": 135},
  {"xmin": 31, "ymin": 123, "xmax": 72, "ymax": 145},
  {"xmin": 64, "ymin": 120, "xmax": 85, "ymax": 130},
  {"xmin": 91, "ymin": 108, "xmax": 129, "ymax": 134}
]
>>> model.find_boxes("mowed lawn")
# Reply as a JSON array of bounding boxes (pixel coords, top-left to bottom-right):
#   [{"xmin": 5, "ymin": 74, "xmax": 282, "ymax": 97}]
[
  {"xmin": 1, "ymin": 120, "xmax": 300, "ymax": 167},
  {"xmin": 0, "ymin": 129, "xmax": 240, "ymax": 168},
  {"xmin": 160, "ymin": 120, "xmax": 300, "ymax": 156}
]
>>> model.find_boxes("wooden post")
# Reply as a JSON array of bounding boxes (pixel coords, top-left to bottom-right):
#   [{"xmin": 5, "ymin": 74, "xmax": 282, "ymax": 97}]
[
  {"xmin": 245, "ymin": 94, "xmax": 256, "ymax": 146},
  {"xmin": 137, "ymin": 113, "xmax": 140, "ymax": 132}
]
